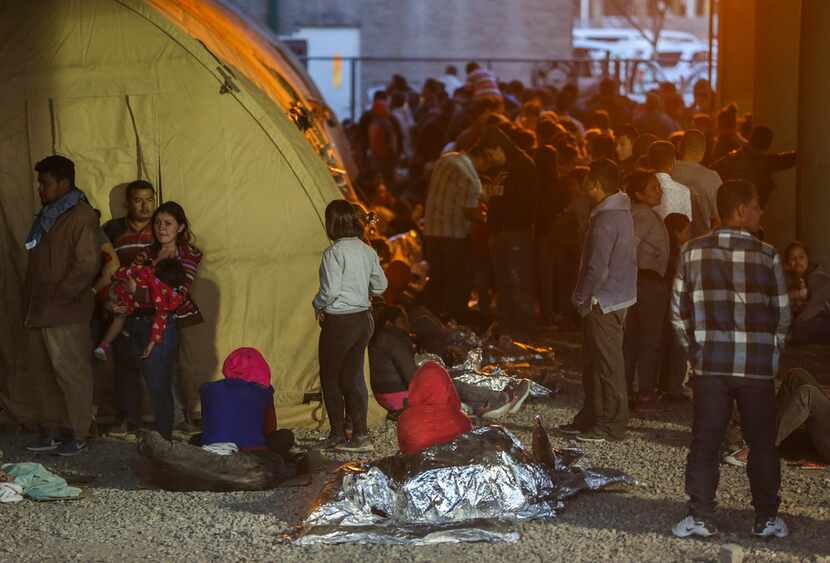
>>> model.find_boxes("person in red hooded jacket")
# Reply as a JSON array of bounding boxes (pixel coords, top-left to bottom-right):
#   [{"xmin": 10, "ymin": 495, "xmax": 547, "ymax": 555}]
[{"xmin": 397, "ymin": 361, "xmax": 473, "ymax": 455}]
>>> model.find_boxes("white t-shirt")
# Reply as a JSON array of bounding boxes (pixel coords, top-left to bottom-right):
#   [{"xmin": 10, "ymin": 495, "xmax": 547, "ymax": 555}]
[{"xmin": 653, "ymin": 172, "xmax": 692, "ymax": 221}]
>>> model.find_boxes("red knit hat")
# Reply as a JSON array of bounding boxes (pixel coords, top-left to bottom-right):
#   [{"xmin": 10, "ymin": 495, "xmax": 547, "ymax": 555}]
[{"xmin": 222, "ymin": 347, "xmax": 271, "ymax": 388}]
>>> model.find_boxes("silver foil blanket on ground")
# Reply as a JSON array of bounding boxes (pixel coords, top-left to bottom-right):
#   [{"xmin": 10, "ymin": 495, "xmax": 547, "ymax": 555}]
[
  {"xmin": 450, "ymin": 348, "xmax": 554, "ymax": 397},
  {"xmin": 292, "ymin": 426, "xmax": 635, "ymax": 545}
]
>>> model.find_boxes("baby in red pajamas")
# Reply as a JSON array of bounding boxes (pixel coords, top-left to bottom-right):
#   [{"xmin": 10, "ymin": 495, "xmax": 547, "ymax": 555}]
[{"xmin": 95, "ymin": 258, "xmax": 187, "ymax": 360}]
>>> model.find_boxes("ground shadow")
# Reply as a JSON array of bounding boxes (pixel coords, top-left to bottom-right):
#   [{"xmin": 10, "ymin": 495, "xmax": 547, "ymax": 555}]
[{"xmin": 557, "ymin": 493, "xmax": 830, "ymax": 559}]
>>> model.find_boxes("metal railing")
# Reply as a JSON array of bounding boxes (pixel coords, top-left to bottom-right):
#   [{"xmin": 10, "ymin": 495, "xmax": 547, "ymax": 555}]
[{"xmin": 298, "ymin": 55, "xmax": 715, "ymax": 121}]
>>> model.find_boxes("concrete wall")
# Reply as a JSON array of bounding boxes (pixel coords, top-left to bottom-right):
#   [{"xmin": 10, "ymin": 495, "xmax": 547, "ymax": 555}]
[
  {"xmin": 233, "ymin": 0, "xmax": 573, "ymax": 111},
  {"xmin": 753, "ymin": 0, "xmax": 801, "ymax": 252},
  {"xmin": 717, "ymin": 0, "xmax": 755, "ymax": 113},
  {"xmin": 797, "ymin": 1, "xmax": 830, "ymax": 267}
]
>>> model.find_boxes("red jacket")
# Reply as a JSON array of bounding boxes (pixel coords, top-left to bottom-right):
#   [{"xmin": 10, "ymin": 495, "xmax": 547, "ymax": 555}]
[{"xmin": 397, "ymin": 361, "xmax": 472, "ymax": 455}]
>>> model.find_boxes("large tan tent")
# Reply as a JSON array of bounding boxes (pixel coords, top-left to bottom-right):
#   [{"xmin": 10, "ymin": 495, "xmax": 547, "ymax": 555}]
[{"xmin": 0, "ymin": 0, "xmax": 383, "ymax": 429}]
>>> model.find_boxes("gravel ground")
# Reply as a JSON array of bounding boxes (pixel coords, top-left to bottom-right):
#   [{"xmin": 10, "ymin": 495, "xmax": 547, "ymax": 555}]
[{"xmin": 2, "ymin": 337, "xmax": 829, "ymax": 562}]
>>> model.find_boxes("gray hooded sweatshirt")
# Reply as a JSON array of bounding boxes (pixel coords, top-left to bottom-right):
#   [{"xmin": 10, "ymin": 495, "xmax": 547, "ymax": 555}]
[{"xmin": 572, "ymin": 191, "xmax": 637, "ymax": 316}]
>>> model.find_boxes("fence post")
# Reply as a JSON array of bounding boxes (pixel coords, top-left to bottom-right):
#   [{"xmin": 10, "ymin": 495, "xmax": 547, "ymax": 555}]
[{"xmin": 350, "ymin": 58, "xmax": 357, "ymax": 122}]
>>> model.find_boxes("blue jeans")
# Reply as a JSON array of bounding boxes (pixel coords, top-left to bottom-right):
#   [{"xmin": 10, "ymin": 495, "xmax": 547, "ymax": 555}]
[{"xmin": 125, "ymin": 316, "xmax": 178, "ymax": 440}]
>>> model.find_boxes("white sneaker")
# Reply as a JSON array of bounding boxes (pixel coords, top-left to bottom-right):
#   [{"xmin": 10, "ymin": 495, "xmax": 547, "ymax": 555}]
[
  {"xmin": 753, "ymin": 516, "xmax": 789, "ymax": 538},
  {"xmin": 672, "ymin": 515, "xmax": 718, "ymax": 538}
]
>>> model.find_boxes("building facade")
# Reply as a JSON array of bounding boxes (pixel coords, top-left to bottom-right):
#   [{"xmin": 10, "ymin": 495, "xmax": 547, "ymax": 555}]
[{"xmin": 230, "ymin": 0, "xmax": 574, "ymax": 118}]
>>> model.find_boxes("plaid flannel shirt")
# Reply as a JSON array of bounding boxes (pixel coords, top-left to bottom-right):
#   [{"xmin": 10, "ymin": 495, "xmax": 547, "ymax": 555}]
[{"xmin": 671, "ymin": 228, "xmax": 790, "ymax": 379}]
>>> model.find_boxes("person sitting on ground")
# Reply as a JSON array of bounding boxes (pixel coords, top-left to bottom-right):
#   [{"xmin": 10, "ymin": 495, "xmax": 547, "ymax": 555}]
[
  {"xmin": 198, "ymin": 347, "xmax": 294, "ymax": 455},
  {"xmin": 784, "ymin": 241, "xmax": 830, "ymax": 346},
  {"xmin": 726, "ymin": 368, "xmax": 830, "ymax": 468},
  {"xmin": 378, "ymin": 306, "xmax": 530, "ymax": 419},
  {"xmin": 94, "ymin": 257, "xmax": 187, "ymax": 360},
  {"xmin": 397, "ymin": 361, "xmax": 473, "ymax": 455},
  {"xmin": 370, "ymin": 305, "xmax": 418, "ymax": 413}
]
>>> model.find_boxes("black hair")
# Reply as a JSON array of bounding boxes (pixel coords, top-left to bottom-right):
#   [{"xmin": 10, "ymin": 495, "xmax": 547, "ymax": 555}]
[
  {"xmin": 749, "ymin": 125, "xmax": 774, "ymax": 151},
  {"xmin": 372, "ymin": 90, "xmax": 388, "ymax": 102},
  {"xmin": 588, "ymin": 134, "xmax": 615, "ymax": 161},
  {"xmin": 616, "ymin": 124, "xmax": 639, "ymax": 143},
  {"xmin": 664, "ymin": 213, "xmax": 691, "ymax": 247},
  {"xmin": 465, "ymin": 61, "xmax": 480, "ymax": 74},
  {"xmin": 445, "ymin": 65, "xmax": 458, "ymax": 76},
  {"xmin": 154, "ymin": 258, "xmax": 187, "ymax": 290},
  {"xmin": 126, "ymin": 179, "xmax": 155, "ymax": 200},
  {"xmin": 35, "ymin": 155, "xmax": 75, "ymax": 188},
  {"xmin": 587, "ymin": 159, "xmax": 620, "ymax": 195},
  {"xmin": 591, "ymin": 109, "xmax": 611, "ymax": 131},
  {"xmin": 784, "ymin": 240, "xmax": 810, "ymax": 262},
  {"xmin": 681, "ymin": 129, "xmax": 707, "ymax": 158},
  {"xmin": 717, "ymin": 103, "xmax": 738, "ymax": 131},
  {"xmin": 717, "ymin": 180, "xmax": 758, "ymax": 221},
  {"xmin": 324, "ymin": 199, "xmax": 364, "ymax": 240},
  {"xmin": 625, "ymin": 169, "xmax": 658, "ymax": 198},
  {"xmin": 648, "ymin": 140, "xmax": 676, "ymax": 170},
  {"xmin": 152, "ymin": 201, "xmax": 193, "ymax": 245}
]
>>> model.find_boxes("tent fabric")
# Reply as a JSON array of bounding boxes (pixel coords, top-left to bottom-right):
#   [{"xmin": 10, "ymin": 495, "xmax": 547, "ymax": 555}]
[{"xmin": 0, "ymin": 0, "xmax": 384, "ymax": 429}]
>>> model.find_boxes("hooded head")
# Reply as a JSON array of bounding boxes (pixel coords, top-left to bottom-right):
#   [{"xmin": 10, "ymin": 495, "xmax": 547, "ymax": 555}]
[
  {"xmin": 222, "ymin": 347, "xmax": 271, "ymax": 388},
  {"xmin": 407, "ymin": 361, "xmax": 462, "ymax": 410},
  {"xmin": 397, "ymin": 361, "xmax": 472, "ymax": 455}
]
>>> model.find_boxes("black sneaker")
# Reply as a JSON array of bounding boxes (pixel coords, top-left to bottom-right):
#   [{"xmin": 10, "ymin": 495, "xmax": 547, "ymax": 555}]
[
  {"xmin": 56, "ymin": 439, "xmax": 87, "ymax": 457},
  {"xmin": 315, "ymin": 434, "xmax": 347, "ymax": 450},
  {"xmin": 557, "ymin": 423, "xmax": 584, "ymax": 436},
  {"xmin": 335, "ymin": 434, "xmax": 375, "ymax": 453}
]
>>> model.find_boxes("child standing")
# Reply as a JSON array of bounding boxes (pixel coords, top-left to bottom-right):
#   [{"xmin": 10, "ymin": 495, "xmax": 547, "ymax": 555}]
[
  {"xmin": 94, "ymin": 257, "xmax": 187, "ymax": 360},
  {"xmin": 313, "ymin": 200, "xmax": 388, "ymax": 453}
]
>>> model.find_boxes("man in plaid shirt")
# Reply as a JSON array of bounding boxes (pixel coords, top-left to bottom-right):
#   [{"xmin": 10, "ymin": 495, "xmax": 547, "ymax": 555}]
[{"xmin": 671, "ymin": 180, "xmax": 791, "ymax": 540}]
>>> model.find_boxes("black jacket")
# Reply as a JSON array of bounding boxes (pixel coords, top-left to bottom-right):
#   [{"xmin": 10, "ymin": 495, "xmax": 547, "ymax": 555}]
[
  {"xmin": 369, "ymin": 326, "xmax": 418, "ymax": 394},
  {"xmin": 713, "ymin": 146, "xmax": 796, "ymax": 208}
]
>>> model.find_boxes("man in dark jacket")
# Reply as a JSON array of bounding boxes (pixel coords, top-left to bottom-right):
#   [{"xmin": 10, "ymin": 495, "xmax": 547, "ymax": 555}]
[
  {"xmin": 560, "ymin": 159, "xmax": 636, "ymax": 443},
  {"xmin": 713, "ymin": 125, "xmax": 796, "ymax": 209},
  {"xmin": 484, "ymin": 126, "xmax": 538, "ymax": 334},
  {"xmin": 24, "ymin": 155, "xmax": 100, "ymax": 456}
]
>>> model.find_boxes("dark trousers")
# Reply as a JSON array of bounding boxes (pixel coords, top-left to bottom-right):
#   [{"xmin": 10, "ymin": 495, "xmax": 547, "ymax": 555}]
[
  {"xmin": 686, "ymin": 376, "xmax": 780, "ymax": 519},
  {"xmin": 789, "ymin": 313, "xmax": 830, "ymax": 346},
  {"xmin": 573, "ymin": 306, "xmax": 629, "ymax": 438},
  {"xmin": 423, "ymin": 236, "xmax": 471, "ymax": 321},
  {"xmin": 112, "ymin": 331, "xmax": 142, "ymax": 429},
  {"xmin": 776, "ymin": 369, "xmax": 830, "ymax": 461},
  {"xmin": 125, "ymin": 317, "xmax": 178, "ymax": 440},
  {"xmin": 319, "ymin": 311, "xmax": 372, "ymax": 437},
  {"xmin": 624, "ymin": 274, "xmax": 669, "ymax": 397},
  {"xmin": 491, "ymin": 230, "xmax": 535, "ymax": 332},
  {"xmin": 536, "ymin": 237, "xmax": 576, "ymax": 323},
  {"xmin": 660, "ymin": 320, "xmax": 688, "ymax": 397}
]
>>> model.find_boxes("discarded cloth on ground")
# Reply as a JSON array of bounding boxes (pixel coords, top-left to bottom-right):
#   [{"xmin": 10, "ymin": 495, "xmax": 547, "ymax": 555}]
[
  {"xmin": 1, "ymin": 463, "xmax": 82, "ymax": 501},
  {"xmin": 136, "ymin": 430, "xmax": 294, "ymax": 491},
  {"xmin": 292, "ymin": 421, "xmax": 635, "ymax": 545}
]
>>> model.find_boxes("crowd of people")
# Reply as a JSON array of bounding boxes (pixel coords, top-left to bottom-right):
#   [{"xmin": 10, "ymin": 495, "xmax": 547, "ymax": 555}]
[
  {"xmin": 330, "ymin": 63, "xmax": 828, "ymax": 539},
  {"xmin": 8, "ymin": 61, "xmax": 830, "ymax": 543}
]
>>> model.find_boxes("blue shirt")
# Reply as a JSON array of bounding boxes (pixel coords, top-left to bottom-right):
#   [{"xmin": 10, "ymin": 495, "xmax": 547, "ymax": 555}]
[{"xmin": 200, "ymin": 379, "xmax": 273, "ymax": 448}]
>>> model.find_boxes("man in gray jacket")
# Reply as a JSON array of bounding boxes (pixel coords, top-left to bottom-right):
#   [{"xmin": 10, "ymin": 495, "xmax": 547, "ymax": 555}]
[{"xmin": 560, "ymin": 159, "xmax": 637, "ymax": 443}]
